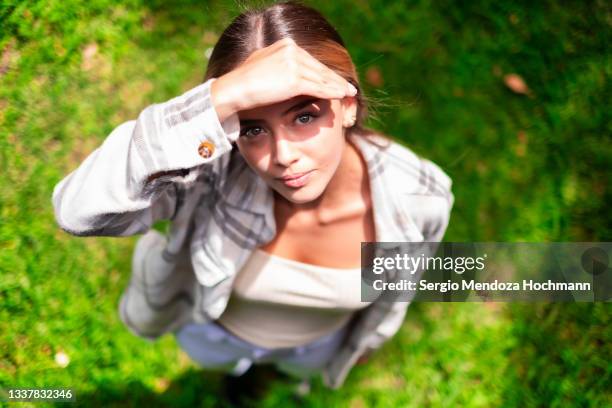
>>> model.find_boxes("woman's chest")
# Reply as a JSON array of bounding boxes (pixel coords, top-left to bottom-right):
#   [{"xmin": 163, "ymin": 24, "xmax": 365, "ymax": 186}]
[{"xmin": 259, "ymin": 204, "xmax": 376, "ymax": 269}]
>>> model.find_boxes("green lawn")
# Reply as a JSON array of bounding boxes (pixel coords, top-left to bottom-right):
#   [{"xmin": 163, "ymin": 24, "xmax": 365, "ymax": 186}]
[{"xmin": 1, "ymin": 0, "xmax": 610, "ymax": 407}]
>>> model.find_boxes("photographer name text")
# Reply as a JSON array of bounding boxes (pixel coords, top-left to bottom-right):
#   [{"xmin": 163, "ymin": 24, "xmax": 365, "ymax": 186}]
[{"xmin": 372, "ymin": 279, "xmax": 591, "ymax": 292}]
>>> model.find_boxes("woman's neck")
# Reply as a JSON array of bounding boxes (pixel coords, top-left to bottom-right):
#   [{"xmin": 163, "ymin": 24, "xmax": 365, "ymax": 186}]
[{"xmin": 275, "ymin": 136, "xmax": 371, "ymax": 225}]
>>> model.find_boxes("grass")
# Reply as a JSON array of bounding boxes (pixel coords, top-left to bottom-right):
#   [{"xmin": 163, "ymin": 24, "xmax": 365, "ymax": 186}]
[{"xmin": 0, "ymin": 0, "xmax": 610, "ymax": 406}]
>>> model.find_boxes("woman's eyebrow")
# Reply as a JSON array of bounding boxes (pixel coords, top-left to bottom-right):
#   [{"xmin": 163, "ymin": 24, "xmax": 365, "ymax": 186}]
[
  {"xmin": 240, "ymin": 97, "xmax": 321, "ymax": 126},
  {"xmin": 282, "ymin": 97, "xmax": 320, "ymax": 116}
]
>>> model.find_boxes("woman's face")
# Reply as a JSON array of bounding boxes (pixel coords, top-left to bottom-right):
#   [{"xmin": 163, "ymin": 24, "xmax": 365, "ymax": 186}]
[{"xmin": 235, "ymin": 95, "xmax": 357, "ymax": 204}]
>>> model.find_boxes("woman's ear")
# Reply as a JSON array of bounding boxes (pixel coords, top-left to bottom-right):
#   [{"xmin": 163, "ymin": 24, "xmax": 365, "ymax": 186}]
[{"xmin": 341, "ymin": 96, "xmax": 358, "ymax": 128}]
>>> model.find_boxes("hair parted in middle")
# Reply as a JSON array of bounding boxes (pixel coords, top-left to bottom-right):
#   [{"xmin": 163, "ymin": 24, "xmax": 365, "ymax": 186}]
[{"xmin": 204, "ymin": 0, "xmax": 391, "ymax": 147}]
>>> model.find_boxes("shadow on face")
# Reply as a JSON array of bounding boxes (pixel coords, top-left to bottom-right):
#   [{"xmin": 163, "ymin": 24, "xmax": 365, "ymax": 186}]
[{"xmin": 234, "ymin": 96, "xmax": 349, "ymax": 204}]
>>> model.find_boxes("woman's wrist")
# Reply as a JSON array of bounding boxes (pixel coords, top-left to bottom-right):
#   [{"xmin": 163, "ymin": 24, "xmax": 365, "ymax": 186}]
[{"xmin": 211, "ymin": 75, "xmax": 240, "ymax": 124}]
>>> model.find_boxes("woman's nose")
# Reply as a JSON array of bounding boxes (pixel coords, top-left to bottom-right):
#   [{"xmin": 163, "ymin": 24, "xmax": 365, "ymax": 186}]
[{"xmin": 272, "ymin": 136, "xmax": 300, "ymax": 167}]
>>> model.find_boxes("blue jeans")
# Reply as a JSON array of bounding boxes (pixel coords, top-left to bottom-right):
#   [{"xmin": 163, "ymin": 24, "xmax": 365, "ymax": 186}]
[{"xmin": 175, "ymin": 320, "xmax": 349, "ymax": 380}]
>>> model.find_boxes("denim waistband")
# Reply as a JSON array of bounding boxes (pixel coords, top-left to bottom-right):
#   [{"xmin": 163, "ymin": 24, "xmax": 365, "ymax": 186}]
[{"xmin": 209, "ymin": 319, "xmax": 350, "ymax": 357}]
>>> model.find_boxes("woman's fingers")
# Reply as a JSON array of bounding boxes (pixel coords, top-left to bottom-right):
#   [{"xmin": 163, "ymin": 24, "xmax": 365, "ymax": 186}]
[
  {"xmin": 298, "ymin": 70, "xmax": 346, "ymax": 97},
  {"xmin": 297, "ymin": 63, "xmax": 354, "ymax": 99},
  {"xmin": 297, "ymin": 76, "xmax": 347, "ymax": 100},
  {"xmin": 295, "ymin": 47, "xmax": 354, "ymax": 95}
]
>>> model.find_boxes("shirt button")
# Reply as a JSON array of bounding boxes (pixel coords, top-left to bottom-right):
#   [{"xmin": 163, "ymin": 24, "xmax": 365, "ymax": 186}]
[{"xmin": 198, "ymin": 140, "xmax": 215, "ymax": 158}]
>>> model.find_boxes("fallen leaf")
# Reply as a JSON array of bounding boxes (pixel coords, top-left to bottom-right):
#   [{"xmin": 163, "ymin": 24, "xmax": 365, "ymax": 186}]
[
  {"xmin": 504, "ymin": 73, "xmax": 531, "ymax": 95},
  {"xmin": 365, "ymin": 66, "xmax": 384, "ymax": 87},
  {"xmin": 81, "ymin": 42, "xmax": 98, "ymax": 71}
]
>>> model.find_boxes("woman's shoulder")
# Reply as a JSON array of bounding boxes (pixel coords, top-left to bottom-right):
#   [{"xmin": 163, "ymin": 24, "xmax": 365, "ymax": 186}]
[
  {"xmin": 367, "ymin": 131, "xmax": 455, "ymax": 240},
  {"xmin": 362, "ymin": 130, "xmax": 453, "ymax": 199}
]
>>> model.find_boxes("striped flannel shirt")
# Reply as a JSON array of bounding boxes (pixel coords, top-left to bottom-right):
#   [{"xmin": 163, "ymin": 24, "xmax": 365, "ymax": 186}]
[{"xmin": 51, "ymin": 77, "xmax": 454, "ymax": 389}]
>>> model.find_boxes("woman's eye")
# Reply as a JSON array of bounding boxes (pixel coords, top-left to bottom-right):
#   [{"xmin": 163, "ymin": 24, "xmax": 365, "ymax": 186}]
[
  {"xmin": 240, "ymin": 127, "xmax": 264, "ymax": 139},
  {"xmin": 295, "ymin": 112, "xmax": 318, "ymax": 125},
  {"xmin": 240, "ymin": 113, "xmax": 318, "ymax": 139}
]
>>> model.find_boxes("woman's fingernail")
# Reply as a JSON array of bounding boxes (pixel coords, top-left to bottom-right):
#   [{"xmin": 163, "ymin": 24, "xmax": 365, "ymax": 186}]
[{"xmin": 348, "ymin": 83, "xmax": 358, "ymax": 96}]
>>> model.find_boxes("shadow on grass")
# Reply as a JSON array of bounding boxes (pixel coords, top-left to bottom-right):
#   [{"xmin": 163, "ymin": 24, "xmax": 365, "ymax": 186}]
[
  {"xmin": 52, "ymin": 368, "xmax": 224, "ymax": 408},
  {"xmin": 59, "ymin": 364, "xmax": 298, "ymax": 408}
]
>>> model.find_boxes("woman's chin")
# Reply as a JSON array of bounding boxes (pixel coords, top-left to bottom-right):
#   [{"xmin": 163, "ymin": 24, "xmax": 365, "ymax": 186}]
[{"xmin": 274, "ymin": 184, "xmax": 324, "ymax": 205}]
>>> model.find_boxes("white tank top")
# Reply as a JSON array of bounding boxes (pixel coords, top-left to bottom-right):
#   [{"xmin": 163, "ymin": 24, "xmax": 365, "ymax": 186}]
[{"xmin": 216, "ymin": 248, "xmax": 376, "ymax": 349}]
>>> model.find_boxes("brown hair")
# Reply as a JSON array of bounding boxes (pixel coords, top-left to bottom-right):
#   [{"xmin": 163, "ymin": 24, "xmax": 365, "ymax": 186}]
[{"xmin": 204, "ymin": 0, "xmax": 390, "ymax": 147}]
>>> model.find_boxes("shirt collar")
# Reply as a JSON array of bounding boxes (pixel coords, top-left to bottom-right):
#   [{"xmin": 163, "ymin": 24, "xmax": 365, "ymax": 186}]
[{"xmin": 350, "ymin": 133, "xmax": 424, "ymax": 243}]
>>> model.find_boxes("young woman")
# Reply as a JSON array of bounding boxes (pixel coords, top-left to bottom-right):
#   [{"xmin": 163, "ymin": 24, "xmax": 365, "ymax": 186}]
[{"xmin": 52, "ymin": 0, "xmax": 454, "ymax": 394}]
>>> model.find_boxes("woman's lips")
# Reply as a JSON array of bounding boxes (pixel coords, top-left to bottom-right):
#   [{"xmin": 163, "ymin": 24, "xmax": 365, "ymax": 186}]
[{"xmin": 278, "ymin": 170, "xmax": 314, "ymax": 188}]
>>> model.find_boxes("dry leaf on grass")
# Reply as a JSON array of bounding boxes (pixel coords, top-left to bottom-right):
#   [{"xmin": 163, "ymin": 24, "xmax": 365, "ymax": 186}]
[
  {"xmin": 366, "ymin": 66, "xmax": 384, "ymax": 87},
  {"xmin": 81, "ymin": 42, "xmax": 99, "ymax": 71},
  {"xmin": 504, "ymin": 73, "xmax": 532, "ymax": 96}
]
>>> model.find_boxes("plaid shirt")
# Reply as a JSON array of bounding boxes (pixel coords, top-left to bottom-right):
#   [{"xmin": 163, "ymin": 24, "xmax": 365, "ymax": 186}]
[{"xmin": 52, "ymin": 78, "xmax": 454, "ymax": 389}]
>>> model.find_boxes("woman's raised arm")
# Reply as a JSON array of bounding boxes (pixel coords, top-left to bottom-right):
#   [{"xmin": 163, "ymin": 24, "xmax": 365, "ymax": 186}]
[
  {"xmin": 52, "ymin": 77, "xmax": 240, "ymax": 237},
  {"xmin": 52, "ymin": 38, "xmax": 356, "ymax": 237}
]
